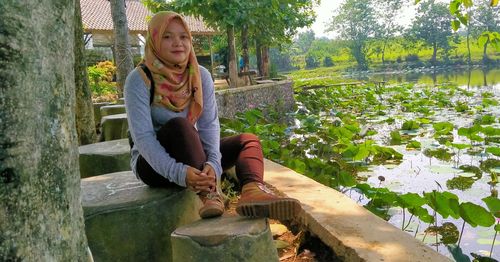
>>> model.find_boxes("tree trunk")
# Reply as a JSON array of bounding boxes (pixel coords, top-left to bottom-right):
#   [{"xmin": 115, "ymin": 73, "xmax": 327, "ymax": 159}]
[
  {"xmin": 110, "ymin": 0, "xmax": 134, "ymax": 95},
  {"xmin": 466, "ymin": 27, "xmax": 471, "ymax": 66},
  {"xmin": 241, "ymin": 25, "xmax": 249, "ymax": 72},
  {"xmin": 0, "ymin": 1, "xmax": 89, "ymax": 260},
  {"xmin": 261, "ymin": 45, "xmax": 270, "ymax": 78},
  {"xmin": 431, "ymin": 43, "xmax": 438, "ymax": 65},
  {"xmin": 382, "ymin": 39, "xmax": 387, "ymax": 65},
  {"xmin": 75, "ymin": 0, "xmax": 97, "ymax": 145},
  {"xmin": 227, "ymin": 25, "xmax": 238, "ymax": 88},
  {"xmin": 256, "ymin": 40, "xmax": 262, "ymax": 76},
  {"xmin": 483, "ymin": 40, "xmax": 489, "ymax": 64}
]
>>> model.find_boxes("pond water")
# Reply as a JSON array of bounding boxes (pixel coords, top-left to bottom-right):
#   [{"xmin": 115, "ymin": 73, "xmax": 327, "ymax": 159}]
[{"xmin": 335, "ymin": 67, "xmax": 500, "ymax": 260}]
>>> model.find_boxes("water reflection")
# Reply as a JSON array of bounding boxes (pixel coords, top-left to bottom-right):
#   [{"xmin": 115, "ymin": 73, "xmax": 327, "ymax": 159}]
[{"xmin": 354, "ymin": 67, "xmax": 500, "ymax": 92}]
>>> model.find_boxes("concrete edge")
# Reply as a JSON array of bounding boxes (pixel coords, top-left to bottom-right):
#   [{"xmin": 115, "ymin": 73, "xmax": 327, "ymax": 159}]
[{"xmin": 263, "ymin": 159, "xmax": 451, "ymax": 262}]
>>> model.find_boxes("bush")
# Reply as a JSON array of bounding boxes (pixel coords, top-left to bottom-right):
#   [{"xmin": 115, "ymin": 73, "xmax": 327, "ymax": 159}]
[
  {"xmin": 323, "ymin": 56, "xmax": 334, "ymax": 67},
  {"xmin": 305, "ymin": 54, "xmax": 320, "ymax": 69},
  {"xmin": 87, "ymin": 61, "xmax": 117, "ymax": 98},
  {"xmin": 405, "ymin": 54, "xmax": 420, "ymax": 62}
]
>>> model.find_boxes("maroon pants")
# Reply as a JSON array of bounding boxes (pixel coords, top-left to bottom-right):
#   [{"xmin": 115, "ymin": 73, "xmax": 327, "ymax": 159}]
[{"xmin": 136, "ymin": 117, "xmax": 264, "ymax": 187}]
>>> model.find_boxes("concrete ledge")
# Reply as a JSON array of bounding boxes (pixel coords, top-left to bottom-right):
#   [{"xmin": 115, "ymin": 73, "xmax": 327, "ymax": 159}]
[
  {"xmin": 78, "ymin": 138, "xmax": 131, "ymax": 178},
  {"xmin": 171, "ymin": 216, "xmax": 279, "ymax": 262},
  {"xmin": 100, "ymin": 113, "xmax": 128, "ymax": 141},
  {"xmin": 263, "ymin": 159, "xmax": 451, "ymax": 262},
  {"xmin": 100, "ymin": 104, "xmax": 126, "ymax": 118},
  {"xmin": 93, "ymin": 102, "xmax": 110, "ymax": 129},
  {"xmin": 215, "ymin": 80, "xmax": 295, "ymax": 120},
  {"xmin": 81, "ymin": 171, "xmax": 202, "ymax": 261}
]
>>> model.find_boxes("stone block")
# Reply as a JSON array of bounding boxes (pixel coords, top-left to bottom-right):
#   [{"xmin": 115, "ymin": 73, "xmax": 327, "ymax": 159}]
[
  {"xmin": 78, "ymin": 139, "xmax": 131, "ymax": 178},
  {"xmin": 100, "ymin": 113, "xmax": 128, "ymax": 141},
  {"xmin": 82, "ymin": 171, "xmax": 202, "ymax": 261},
  {"xmin": 93, "ymin": 102, "xmax": 110, "ymax": 129},
  {"xmin": 116, "ymin": 97, "xmax": 125, "ymax": 104},
  {"xmin": 100, "ymin": 104, "xmax": 126, "ymax": 118},
  {"xmin": 171, "ymin": 216, "xmax": 279, "ymax": 262}
]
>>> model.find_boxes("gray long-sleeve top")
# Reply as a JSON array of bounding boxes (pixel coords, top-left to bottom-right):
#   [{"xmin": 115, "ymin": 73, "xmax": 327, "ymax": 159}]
[{"xmin": 124, "ymin": 65, "xmax": 222, "ymax": 187}]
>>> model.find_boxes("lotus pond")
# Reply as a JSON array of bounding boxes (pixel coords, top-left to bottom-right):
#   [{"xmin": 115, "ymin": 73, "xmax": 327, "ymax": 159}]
[{"xmin": 221, "ymin": 67, "xmax": 500, "ymax": 261}]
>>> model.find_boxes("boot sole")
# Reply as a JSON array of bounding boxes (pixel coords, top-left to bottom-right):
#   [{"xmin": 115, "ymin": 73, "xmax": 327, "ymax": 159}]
[
  {"xmin": 199, "ymin": 207, "xmax": 224, "ymax": 219},
  {"xmin": 235, "ymin": 199, "xmax": 301, "ymax": 220}
]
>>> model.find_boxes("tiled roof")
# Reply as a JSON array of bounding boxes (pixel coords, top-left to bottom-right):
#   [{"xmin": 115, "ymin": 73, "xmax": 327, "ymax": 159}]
[{"xmin": 80, "ymin": 0, "xmax": 217, "ymax": 35}]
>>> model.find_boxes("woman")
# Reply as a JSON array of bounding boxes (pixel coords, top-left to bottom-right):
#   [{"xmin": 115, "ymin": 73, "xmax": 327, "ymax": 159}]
[{"xmin": 124, "ymin": 11, "xmax": 300, "ymax": 220}]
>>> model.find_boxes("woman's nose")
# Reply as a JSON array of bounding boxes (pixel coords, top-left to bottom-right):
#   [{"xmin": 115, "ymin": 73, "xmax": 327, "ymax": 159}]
[{"xmin": 172, "ymin": 36, "xmax": 181, "ymax": 46}]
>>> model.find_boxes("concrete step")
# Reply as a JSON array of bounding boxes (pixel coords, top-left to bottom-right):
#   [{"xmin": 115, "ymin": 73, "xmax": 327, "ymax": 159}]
[
  {"xmin": 78, "ymin": 138, "xmax": 131, "ymax": 178},
  {"xmin": 81, "ymin": 171, "xmax": 202, "ymax": 261},
  {"xmin": 100, "ymin": 104, "xmax": 126, "ymax": 118},
  {"xmin": 171, "ymin": 216, "xmax": 279, "ymax": 262},
  {"xmin": 100, "ymin": 113, "xmax": 128, "ymax": 141}
]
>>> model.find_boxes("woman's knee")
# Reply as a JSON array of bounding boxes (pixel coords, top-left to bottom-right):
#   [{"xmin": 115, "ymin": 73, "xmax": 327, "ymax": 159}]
[{"xmin": 240, "ymin": 133, "xmax": 261, "ymax": 145}]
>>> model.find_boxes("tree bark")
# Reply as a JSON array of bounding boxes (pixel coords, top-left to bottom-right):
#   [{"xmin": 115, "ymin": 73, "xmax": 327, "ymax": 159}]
[
  {"xmin": 75, "ymin": 0, "xmax": 97, "ymax": 145},
  {"xmin": 0, "ymin": 1, "xmax": 89, "ymax": 260},
  {"xmin": 261, "ymin": 45, "xmax": 270, "ymax": 78},
  {"xmin": 483, "ymin": 41, "xmax": 489, "ymax": 64},
  {"xmin": 466, "ymin": 27, "xmax": 471, "ymax": 66},
  {"xmin": 256, "ymin": 40, "xmax": 262, "ymax": 76},
  {"xmin": 227, "ymin": 25, "xmax": 238, "ymax": 88},
  {"xmin": 431, "ymin": 42, "xmax": 438, "ymax": 65},
  {"xmin": 241, "ymin": 25, "xmax": 249, "ymax": 72},
  {"xmin": 110, "ymin": 0, "xmax": 134, "ymax": 95}
]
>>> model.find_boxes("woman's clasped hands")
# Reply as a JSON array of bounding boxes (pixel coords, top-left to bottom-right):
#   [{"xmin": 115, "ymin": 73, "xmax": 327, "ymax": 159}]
[{"xmin": 185, "ymin": 164, "xmax": 216, "ymax": 193}]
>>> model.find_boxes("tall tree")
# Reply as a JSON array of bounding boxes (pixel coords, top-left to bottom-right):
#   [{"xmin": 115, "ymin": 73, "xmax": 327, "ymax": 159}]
[
  {"xmin": 110, "ymin": 0, "xmax": 134, "ymax": 93},
  {"xmin": 0, "ymin": 0, "xmax": 89, "ymax": 260},
  {"xmin": 75, "ymin": 0, "xmax": 97, "ymax": 145},
  {"xmin": 409, "ymin": 0, "xmax": 453, "ymax": 65},
  {"xmin": 373, "ymin": 0, "xmax": 404, "ymax": 65},
  {"xmin": 471, "ymin": 0, "xmax": 500, "ymax": 63},
  {"xmin": 328, "ymin": 0, "xmax": 379, "ymax": 70},
  {"xmin": 295, "ymin": 30, "xmax": 316, "ymax": 54},
  {"xmin": 248, "ymin": 0, "xmax": 316, "ymax": 77}
]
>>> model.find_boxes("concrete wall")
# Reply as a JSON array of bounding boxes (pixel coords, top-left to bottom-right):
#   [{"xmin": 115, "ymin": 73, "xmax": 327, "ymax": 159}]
[{"xmin": 215, "ymin": 80, "xmax": 295, "ymax": 120}]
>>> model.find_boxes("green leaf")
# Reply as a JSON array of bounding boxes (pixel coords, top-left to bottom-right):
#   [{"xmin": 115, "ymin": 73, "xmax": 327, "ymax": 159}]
[
  {"xmin": 459, "ymin": 202, "xmax": 495, "ymax": 227},
  {"xmin": 487, "ymin": 147, "xmax": 500, "ymax": 157},
  {"xmin": 339, "ymin": 171, "xmax": 357, "ymax": 187},
  {"xmin": 449, "ymin": 0, "xmax": 460, "ymax": 15},
  {"xmin": 478, "ymin": 34, "xmax": 489, "ymax": 47},
  {"xmin": 451, "ymin": 20, "xmax": 461, "ymax": 31},
  {"xmin": 495, "ymin": 224, "xmax": 500, "ymax": 231},
  {"xmin": 482, "ymin": 196, "xmax": 500, "ymax": 216},
  {"xmin": 463, "ymin": 0, "xmax": 473, "ymax": 7},
  {"xmin": 402, "ymin": 120, "xmax": 419, "ymax": 130},
  {"xmin": 398, "ymin": 193, "xmax": 427, "ymax": 208}
]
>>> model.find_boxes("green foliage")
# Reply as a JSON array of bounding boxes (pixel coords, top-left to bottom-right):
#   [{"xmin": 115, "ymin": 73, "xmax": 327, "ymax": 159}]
[
  {"xmin": 402, "ymin": 120, "xmax": 419, "ymax": 130},
  {"xmin": 459, "ymin": 202, "xmax": 495, "ymax": 227},
  {"xmin": 87, "ymin": 61, "xmax": 117, "ymax": 98},
  {"xmin": 329, "ymin": 0, "xmax": 378, "ymax": 69}
]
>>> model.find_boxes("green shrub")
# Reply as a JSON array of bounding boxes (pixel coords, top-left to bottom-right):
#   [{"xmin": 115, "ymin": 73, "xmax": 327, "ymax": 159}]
[
  {"xmin": 323, "ymin": 56, "xmax": 334, "ymax": 67},
  {"xmin": 87, "ymin": 61, "xmax": 117, "ymax": 98}
]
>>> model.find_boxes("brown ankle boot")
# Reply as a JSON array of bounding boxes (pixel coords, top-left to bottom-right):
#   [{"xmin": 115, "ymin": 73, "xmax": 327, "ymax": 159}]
[
  {"xmin": 199, "ymin": 192, "xmax": 224, "ymax": 219},
  {"xmin": 236, "ymin": 182, "xmax": 301, "ymax": 220}
]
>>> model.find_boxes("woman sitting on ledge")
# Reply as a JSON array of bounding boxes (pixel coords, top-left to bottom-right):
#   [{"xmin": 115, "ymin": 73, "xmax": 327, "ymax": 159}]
[{"xmin": 124, "ymin": 11, "xmax": 301, "ymax": 220}]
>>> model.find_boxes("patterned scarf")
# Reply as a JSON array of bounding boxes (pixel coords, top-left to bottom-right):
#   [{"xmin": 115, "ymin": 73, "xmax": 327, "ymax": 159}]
[{"xmin": 141, "ymin": 11, "xmax": 202, "ymax": 124}]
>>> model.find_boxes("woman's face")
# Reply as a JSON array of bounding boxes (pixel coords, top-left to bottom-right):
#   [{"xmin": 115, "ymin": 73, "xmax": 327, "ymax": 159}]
[{"xmin": 160, "ymin": 18, "xmax": 191, "ymax": 65}]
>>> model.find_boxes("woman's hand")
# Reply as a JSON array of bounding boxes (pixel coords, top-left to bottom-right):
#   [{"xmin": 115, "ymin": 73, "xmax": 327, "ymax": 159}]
[{"xmin": 185, "ymin": 165, "xmax": 216, "ymax": 193}]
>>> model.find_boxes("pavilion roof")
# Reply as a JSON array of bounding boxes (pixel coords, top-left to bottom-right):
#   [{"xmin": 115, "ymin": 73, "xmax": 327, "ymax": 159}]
[{"xmin": 80, "ymin": 0, "xmax": 217, "ymax": 35}]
